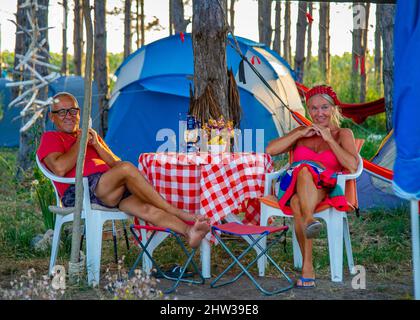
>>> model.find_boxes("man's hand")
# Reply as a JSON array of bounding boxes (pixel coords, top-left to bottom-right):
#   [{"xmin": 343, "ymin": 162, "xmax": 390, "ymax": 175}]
[{"xmin": 88, "ymin": 128, "xmax": 100, "ymax": 147}]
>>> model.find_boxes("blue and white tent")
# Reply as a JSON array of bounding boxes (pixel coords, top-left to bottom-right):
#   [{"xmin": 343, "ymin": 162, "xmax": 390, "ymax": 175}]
[
  {"xmin": 105, "ymin": 33, "xmax": 305, "ymax": 164},
  {"xmin": 0, "ymin": 75, "xmax": 100, "ymax": 147}
]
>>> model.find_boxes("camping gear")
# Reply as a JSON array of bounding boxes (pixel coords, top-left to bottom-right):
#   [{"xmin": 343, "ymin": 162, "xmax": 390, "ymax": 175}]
[
  {"xmin": 210, "ymin": 222, "xmax": 293, "ymax": 295},
  {"xmin": 129, "ymin": 218, "xmax": 205, "ymax": 294}
]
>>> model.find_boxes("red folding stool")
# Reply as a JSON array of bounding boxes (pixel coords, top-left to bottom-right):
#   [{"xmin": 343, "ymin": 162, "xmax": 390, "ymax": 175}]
[
  {"xmin": 210, "ymin": 222, "xmax": 294, "ymax": 295},
  {"xmin": 129, "ymin": 218, "xmax": 205, "ymax": 294}
]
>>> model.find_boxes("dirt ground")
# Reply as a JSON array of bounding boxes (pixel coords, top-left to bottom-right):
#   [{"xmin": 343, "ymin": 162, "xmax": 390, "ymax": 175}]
[
  {"xmin": 156, "ymin": 272, "xmax": 413, "ymax": 300},
  {"xmin": 0, "ymin": 259, "xmax": 414, "ymax": 300}
]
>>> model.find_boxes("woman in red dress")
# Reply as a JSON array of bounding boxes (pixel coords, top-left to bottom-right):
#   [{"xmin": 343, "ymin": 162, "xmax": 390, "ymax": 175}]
[{"xmin": 266, "ymin": 85, "xmax": 359, "ymax": 288}]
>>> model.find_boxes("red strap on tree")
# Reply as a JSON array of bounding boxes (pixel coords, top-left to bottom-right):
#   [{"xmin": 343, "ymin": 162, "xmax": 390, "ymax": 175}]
[
  {"xmin": 306, "ymin": 12, "xmax": 314, "ymax": 24},
  {"xmin": 180, "ymin": 32, "xmax": 185, "ymax": 43},
  {"xmin": 360, "ymin": 55, "xmax": 366, "ymax": 75},
  {"xmin": 355, "ymin": 55, "xmax": 359, "ymax": 72}
]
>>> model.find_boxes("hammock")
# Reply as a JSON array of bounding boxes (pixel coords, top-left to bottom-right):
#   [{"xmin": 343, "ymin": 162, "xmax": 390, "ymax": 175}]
[{"xmin": 295, "ymin": 82, "xmax": 385, "ymax": 124}]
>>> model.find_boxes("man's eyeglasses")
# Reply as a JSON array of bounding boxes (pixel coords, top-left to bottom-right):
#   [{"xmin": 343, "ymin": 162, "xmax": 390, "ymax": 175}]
[{"xmin": 51, "ymin": 108, "xmax": 80, "ymax": 118}]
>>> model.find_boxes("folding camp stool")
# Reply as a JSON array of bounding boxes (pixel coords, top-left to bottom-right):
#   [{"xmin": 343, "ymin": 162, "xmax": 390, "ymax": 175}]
[
  {"xmin": 210, "ymin": 222, "xmax": 294, "ymax": 295},
  {"xmin": 129, "ymin": 220, "xmax": 205, "ymax": 294}
]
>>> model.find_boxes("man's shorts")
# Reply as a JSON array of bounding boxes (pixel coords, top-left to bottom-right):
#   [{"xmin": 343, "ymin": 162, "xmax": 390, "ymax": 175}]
[{"xmin": 61, "ymin": 172, "xmax": 131, "ymax": 208}]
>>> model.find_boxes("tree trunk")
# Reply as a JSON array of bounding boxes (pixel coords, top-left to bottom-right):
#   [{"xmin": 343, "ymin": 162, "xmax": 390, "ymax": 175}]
[
  {"xmin": 94, "ymin": 0, "xmax": 109, "ymax": 137},
  {"xmin": 374, "ymin": 3, "xmax": 382, "ymax": 92},
  {"xmin": 318, "ymin": 2, "xmax": 330, "ymax": 84},
  {"xmin": 13, "ymin": 0, "xmax": 28, "ymax": 97},
  {"xmin": 171, "ymin": 0, "xmax": 189, "ymax": 34},
  {"xmin": 136, "ymin": 0, "xmax": 140, "ymax": 49},
  {"xmin": 124, "ymin": 0, "xmax": 132, "ymax": 58},
  {"xmin": 379, "ymin": 4, "xmax": 395, "ymax": 132},
  {"xmin": 360, "ymin": 3, "xmax": 370, "ymax": 103},
  {"xmin": 74, "ymin": 0, "xmax": 84, "ymax": 76},
  {"xmin": 258, "ymin": 0, "xmax": 272, "ymax": 47},
  {"xmin": 294, "ymin": 1, "xmax": 307, "ymax": 83},
  {"xmin": 351, "ymin": 3, "xmax": 363, "ymax": 102},
  {"xmin": 17, "ymin": 0, "xmax": 50, "ymax": 174},
  {"xmin": 70, "ymin": 0, "xmax": 94, "ymax": 284},
  {"xmin": 140, "ymin": 0, "xmax": 145, "ymax": 46},
  {"xmin": 169, "ymin": 0, "xmax": 173, "ymax": 35},
  {"xmin": 306, "ymin": 2, "xmax": 312, "ymax": 71},
  {"xmin": 229, "ymin": 0, "xmax": 236, "ymax": 35},
  {"xmin": 283, "ymin": 0, "xmax": 291, "ymax": 64},
  {"xmin": 192, "ymin": 0, "xmax": 229, "ymax": 120},
  {"xmin": 273, "ymin": 0, "xmax": 281, "ymax": 55},
  {"xmin": 61, "ymin": 0, "xmax": 68, "ymax": 75}
]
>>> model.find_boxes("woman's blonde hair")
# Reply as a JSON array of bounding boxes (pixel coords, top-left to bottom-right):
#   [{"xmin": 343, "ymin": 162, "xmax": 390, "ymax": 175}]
[{"xmin": 308, "ymin": 93, "xmax": 343, "ymax": 128}]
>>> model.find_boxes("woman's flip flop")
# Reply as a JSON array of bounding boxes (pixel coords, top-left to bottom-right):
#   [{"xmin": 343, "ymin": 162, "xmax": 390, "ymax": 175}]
[
  {"xmin": 295, "ymin": 276, "xmax": 316, "ymax": 288},
  {"xmin": 305, "ymin": 220, "xmax": 323, "ymax": 239}
]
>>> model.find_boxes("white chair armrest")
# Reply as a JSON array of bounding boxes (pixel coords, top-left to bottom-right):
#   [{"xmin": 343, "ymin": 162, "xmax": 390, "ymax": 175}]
[
  {"xmin": 48, "ymin": 175, "xmax": 77, "ymax": 184},
  {"xmin": 36, "ymin": 155, "xmax": 76, "ymax": 184},
  {"xmin": 336, "ymin": 154, "xmax": 364, "ymax": 188},
  {"xmin": 264, "ymin": 165, "xmax": 288, "ymax": 196}
]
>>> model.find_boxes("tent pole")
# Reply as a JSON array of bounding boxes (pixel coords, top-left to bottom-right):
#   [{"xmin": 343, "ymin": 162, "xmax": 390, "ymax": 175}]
[{"xmin": 411, "ymin": 200, "xmax": 420, "ymax": 300}]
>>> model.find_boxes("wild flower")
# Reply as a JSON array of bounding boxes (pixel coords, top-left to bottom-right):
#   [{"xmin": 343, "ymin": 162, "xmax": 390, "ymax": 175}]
[
  {"xmin": 0, "ymin": 268, "xmax": 65, "ymax": 300},
  {"xmin": 102, "ymin": 256, "xmax": 163, "ymax": 300}
]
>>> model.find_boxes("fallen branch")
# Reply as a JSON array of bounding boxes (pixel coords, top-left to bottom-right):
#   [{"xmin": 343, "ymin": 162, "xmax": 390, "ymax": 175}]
[
  {"xmin": 19, "ymin": 108, "xmax": 44, "ymax": 133},
  {"xmin": 16, "ymin": 54, "xmax": 61, "ymax": 71},
  {"xmin": 20, "ymin": 89, "xmax": 39, "ymax": 116}
]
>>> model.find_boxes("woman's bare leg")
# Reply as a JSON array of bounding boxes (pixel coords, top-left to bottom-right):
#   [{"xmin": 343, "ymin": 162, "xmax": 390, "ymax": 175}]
[
  {"xmin": 295, "ymin": 167, "xmax": 327, "ymax": 227},
  {"xmin": 291, "ymin": 194, "xmax": 315, "ymax": 287},
  {"xmin": 290, "ymin": 195, "xmax": 306, "ymax": 257},
  {"xmin": 118, "ymin": 195, "xmax": 209, "ymax": 248}
]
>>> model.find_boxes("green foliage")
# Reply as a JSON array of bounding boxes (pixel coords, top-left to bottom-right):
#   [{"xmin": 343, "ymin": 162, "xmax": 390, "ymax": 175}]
[
  {"xmin": 350, "ymin": 207, "xmax": 411, "ymax": 275},
  {"xmin": 32, "ymin": 166, "xmax": 56, "ymax": 231},
  {"xmin": 108, "ymin": 53, "xmax": 124, "ymax": 92},
  {"xmin": 0, "ymin": 51, "xmax": 15, "ymax": 69},
  {"xmin": 304, "ymin": 52, "xmax": 384, "ymax": 104},
  {"xmin": 0, "ymin": 149, "xmax": 46, "ymax": 259}
]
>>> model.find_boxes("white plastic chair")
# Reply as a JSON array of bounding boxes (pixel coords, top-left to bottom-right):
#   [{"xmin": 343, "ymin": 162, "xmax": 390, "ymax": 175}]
[
  {"xmin": 258, "ymin": 154, "xmax": 363, "ymax": 282},
  {"xmin": 35, "ymin": 155, "xmax": 129, "ymax": 286}
]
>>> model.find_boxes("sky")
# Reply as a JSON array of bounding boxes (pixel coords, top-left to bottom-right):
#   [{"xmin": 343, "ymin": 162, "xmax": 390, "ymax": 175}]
[{"xmin": 0, "ymin": 0, "xmax": 378, "ymax": 56}]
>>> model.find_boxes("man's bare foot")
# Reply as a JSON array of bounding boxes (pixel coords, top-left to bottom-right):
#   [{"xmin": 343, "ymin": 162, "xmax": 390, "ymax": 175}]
[{"xmin": 187, "ymin": 220, "xmax": 210, "ymax": 249}]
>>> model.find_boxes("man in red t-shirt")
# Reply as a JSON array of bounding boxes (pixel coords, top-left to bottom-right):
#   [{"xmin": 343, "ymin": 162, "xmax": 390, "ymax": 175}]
[{"xmin": 37, "ymin": 92, "xmax": 209, "ymax": 248}]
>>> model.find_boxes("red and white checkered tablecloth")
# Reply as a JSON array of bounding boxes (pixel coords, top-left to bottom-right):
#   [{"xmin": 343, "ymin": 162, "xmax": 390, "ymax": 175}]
[{"xmin": 138, "ymin": 152, "xmax": 273, "ymax": 226}]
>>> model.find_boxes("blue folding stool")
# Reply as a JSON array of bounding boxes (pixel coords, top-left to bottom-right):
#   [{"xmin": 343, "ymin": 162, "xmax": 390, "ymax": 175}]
[{"xmin": 210, "ymin": 222, "xmax": 294, "ymax": 295}]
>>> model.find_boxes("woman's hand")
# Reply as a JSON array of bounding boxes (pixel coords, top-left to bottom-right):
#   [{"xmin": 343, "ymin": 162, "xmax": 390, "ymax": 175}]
[
  {"xmin": 300, "ymin": 126, "xmax": 318, "ymax": 138},
  {"xmin": 312, "ymin": 124, "xmax": 334, "ymax": 143}
]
